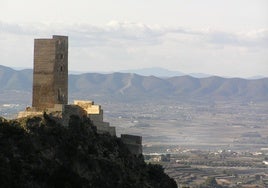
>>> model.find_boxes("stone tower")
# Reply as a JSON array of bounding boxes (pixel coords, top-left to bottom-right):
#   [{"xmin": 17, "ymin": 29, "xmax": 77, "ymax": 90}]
[{"xmin": 32, "ymin": 35, "xmax": 68, "ymax": 110}]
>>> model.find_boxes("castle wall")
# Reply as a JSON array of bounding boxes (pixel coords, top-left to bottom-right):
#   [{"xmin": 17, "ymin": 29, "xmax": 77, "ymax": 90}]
[
  {"xmin": 88, "ymin": 110, "xmax": 116, "ymax": 136},
  {"xmin": 17, "ymin": 111, "xmax": 43, "ymax": 119},
  {"xmin": 88, "ymin": 111, "xmax": 104, "ymax": 122},
  {"xmin": 62, "ymin": 105, "xmax": 87, "ymax": 126},
  {"xmin": 74, "ymin": 100, "xmax": 101, "ymax": 114},
  {"xmin": 93, "ymin": 121, "xmax": 116, "ymax": 136},
  {"xmin": 121, "ymin": 134, "xmax": 142, "ymax": 155},
  {"xmin": 53, "ymin": 36, "xmax": 68, "ymax": 106},
  {"xmin": 74, "ymin": 100, "xmax": 115, "ymax": 136}
]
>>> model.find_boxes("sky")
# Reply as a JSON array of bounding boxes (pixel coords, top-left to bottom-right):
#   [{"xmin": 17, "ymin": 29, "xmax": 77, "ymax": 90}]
[{"xmin": 0, "ymin": 0, "xmax": 267, "ymax": 77}]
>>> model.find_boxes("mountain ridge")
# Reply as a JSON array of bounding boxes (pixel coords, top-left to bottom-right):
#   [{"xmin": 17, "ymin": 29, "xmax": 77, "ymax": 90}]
[{"xmin": 0, "ymin": 65, "xmax": 267, "ymax": 103}]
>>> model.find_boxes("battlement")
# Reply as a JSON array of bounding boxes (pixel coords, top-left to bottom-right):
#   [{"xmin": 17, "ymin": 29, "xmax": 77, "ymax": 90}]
[{"xmin": 74, "ymin": 100, "xmax": 101, "ymax": 114}]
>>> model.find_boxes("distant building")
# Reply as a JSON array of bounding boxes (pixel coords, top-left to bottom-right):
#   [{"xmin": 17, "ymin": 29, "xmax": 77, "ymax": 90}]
[{"xmin": 144, "ymin": 153, "xmax": 171, "ymax": 162}]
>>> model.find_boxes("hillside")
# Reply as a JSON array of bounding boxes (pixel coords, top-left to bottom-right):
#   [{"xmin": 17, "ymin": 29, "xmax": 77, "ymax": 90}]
[
  {"xmin": 0, "ymin": 65, "xmax": 32, "ymax": 91},
  {"xmin": 0, "ymin": 114, "xmax": 177, "ymax": 188},
  {"xmin": 0, "ymin": 65, "xmax": 267, "ymax": 104},
  {"xmin": 67, "ymin": 73, "xmax": 268, "ymax": 102}
]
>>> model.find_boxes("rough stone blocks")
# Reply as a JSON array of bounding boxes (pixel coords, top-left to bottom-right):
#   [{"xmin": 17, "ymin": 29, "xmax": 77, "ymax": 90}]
[{"xmin": 32, "ymin": 35, "xmax": 68, "ymax": 111}]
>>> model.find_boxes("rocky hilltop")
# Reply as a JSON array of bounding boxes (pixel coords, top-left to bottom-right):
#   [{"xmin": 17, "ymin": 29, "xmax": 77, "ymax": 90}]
[{"xmin": 0, "ymin": 114, "xmax": 177, "ymax": 188}]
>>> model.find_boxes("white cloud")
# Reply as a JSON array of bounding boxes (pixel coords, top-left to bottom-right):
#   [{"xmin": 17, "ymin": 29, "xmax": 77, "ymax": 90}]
[
  {"xmin": 1, "ymin": 21, "xmax": 267, "ymax": 48},
  {"xmin": 0, "ymin": 21, "xmax": 267, "ymax": 77}
]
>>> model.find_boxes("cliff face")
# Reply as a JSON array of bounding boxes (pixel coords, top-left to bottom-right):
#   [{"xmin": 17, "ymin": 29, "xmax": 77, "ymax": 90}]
[{"xmin": 0, "ymin": 115, "xmax": 177, "ymax": 188}]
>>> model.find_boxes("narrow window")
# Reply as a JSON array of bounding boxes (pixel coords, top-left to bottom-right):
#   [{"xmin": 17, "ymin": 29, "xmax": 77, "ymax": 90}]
[{"xmin": 57, "ymin": 88, "xmax": 61, "ymax": 101}]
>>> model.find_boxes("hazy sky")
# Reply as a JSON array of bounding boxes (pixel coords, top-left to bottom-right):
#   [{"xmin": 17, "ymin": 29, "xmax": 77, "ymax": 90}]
[{"xmin": 0, "ymin": 0, "xmax": 267, "ymax": 77}]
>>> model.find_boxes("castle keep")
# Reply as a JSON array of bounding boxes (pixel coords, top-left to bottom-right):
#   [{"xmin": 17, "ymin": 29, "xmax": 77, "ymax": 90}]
[
  {"xmin": 18, "ymin": 35, "xmax": 142, "ymax": 155},
  {"xmin": 32, "ymin": 35, "xmax": 68, "ymax": 110}
]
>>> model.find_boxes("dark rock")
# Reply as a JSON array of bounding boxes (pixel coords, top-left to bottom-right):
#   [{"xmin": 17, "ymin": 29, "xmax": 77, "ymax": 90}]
[{"xmin": 0, "ymin": 115, "xmax": 177, "ymax": 188}]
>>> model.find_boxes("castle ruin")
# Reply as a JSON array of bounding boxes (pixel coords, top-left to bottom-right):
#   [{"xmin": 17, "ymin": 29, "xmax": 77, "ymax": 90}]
[{"xmin": 18, "ymin": 35, "xmax": 142, "ymax": 155}]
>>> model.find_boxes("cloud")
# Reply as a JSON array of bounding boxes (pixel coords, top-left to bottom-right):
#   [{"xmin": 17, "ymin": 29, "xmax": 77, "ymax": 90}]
[
  {"xmin": 202, "ymin": 29, "xmax": 268, "ymax": 48},
  {"xmin": 68, "ymin": 21, "xmax": 167, "ymax": 47},
  {"xmin": 1, "ymin": 20, "xmax": 267, "ymax": 49},
  {"xmin": 0, "ymin": 20, "xmax": 267, "ymax": 77}
]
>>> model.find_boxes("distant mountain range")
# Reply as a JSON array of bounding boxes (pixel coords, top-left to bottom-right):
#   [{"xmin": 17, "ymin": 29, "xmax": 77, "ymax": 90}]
[{"xmin": 0, "ymin": 65, "xmax": 267, "ymax": 104}]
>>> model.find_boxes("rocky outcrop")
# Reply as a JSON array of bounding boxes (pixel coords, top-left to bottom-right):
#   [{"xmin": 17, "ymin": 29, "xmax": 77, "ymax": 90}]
[{"xmin": 0, "ymin": 114, "xmax": 177, "ymax": 188}]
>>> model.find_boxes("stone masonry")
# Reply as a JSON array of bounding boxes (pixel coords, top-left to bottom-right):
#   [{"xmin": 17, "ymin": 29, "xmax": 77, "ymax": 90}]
[
  {"xmin": 74, "ymin": 100, "xmax": 116, "ymax": 136},
  {"xmin": 32, "ymin": 35, "xmax": 68, "ymax": 110},
  {"xmin": 121, "ymin": 134, "xmax": 143, "ymax": 155}
]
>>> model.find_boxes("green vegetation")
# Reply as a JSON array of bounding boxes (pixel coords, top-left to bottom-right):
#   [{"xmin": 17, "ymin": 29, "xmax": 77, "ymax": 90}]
[{"xmin": 0, "ymin": 114, "xmax": 177, "ymax": 188}]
